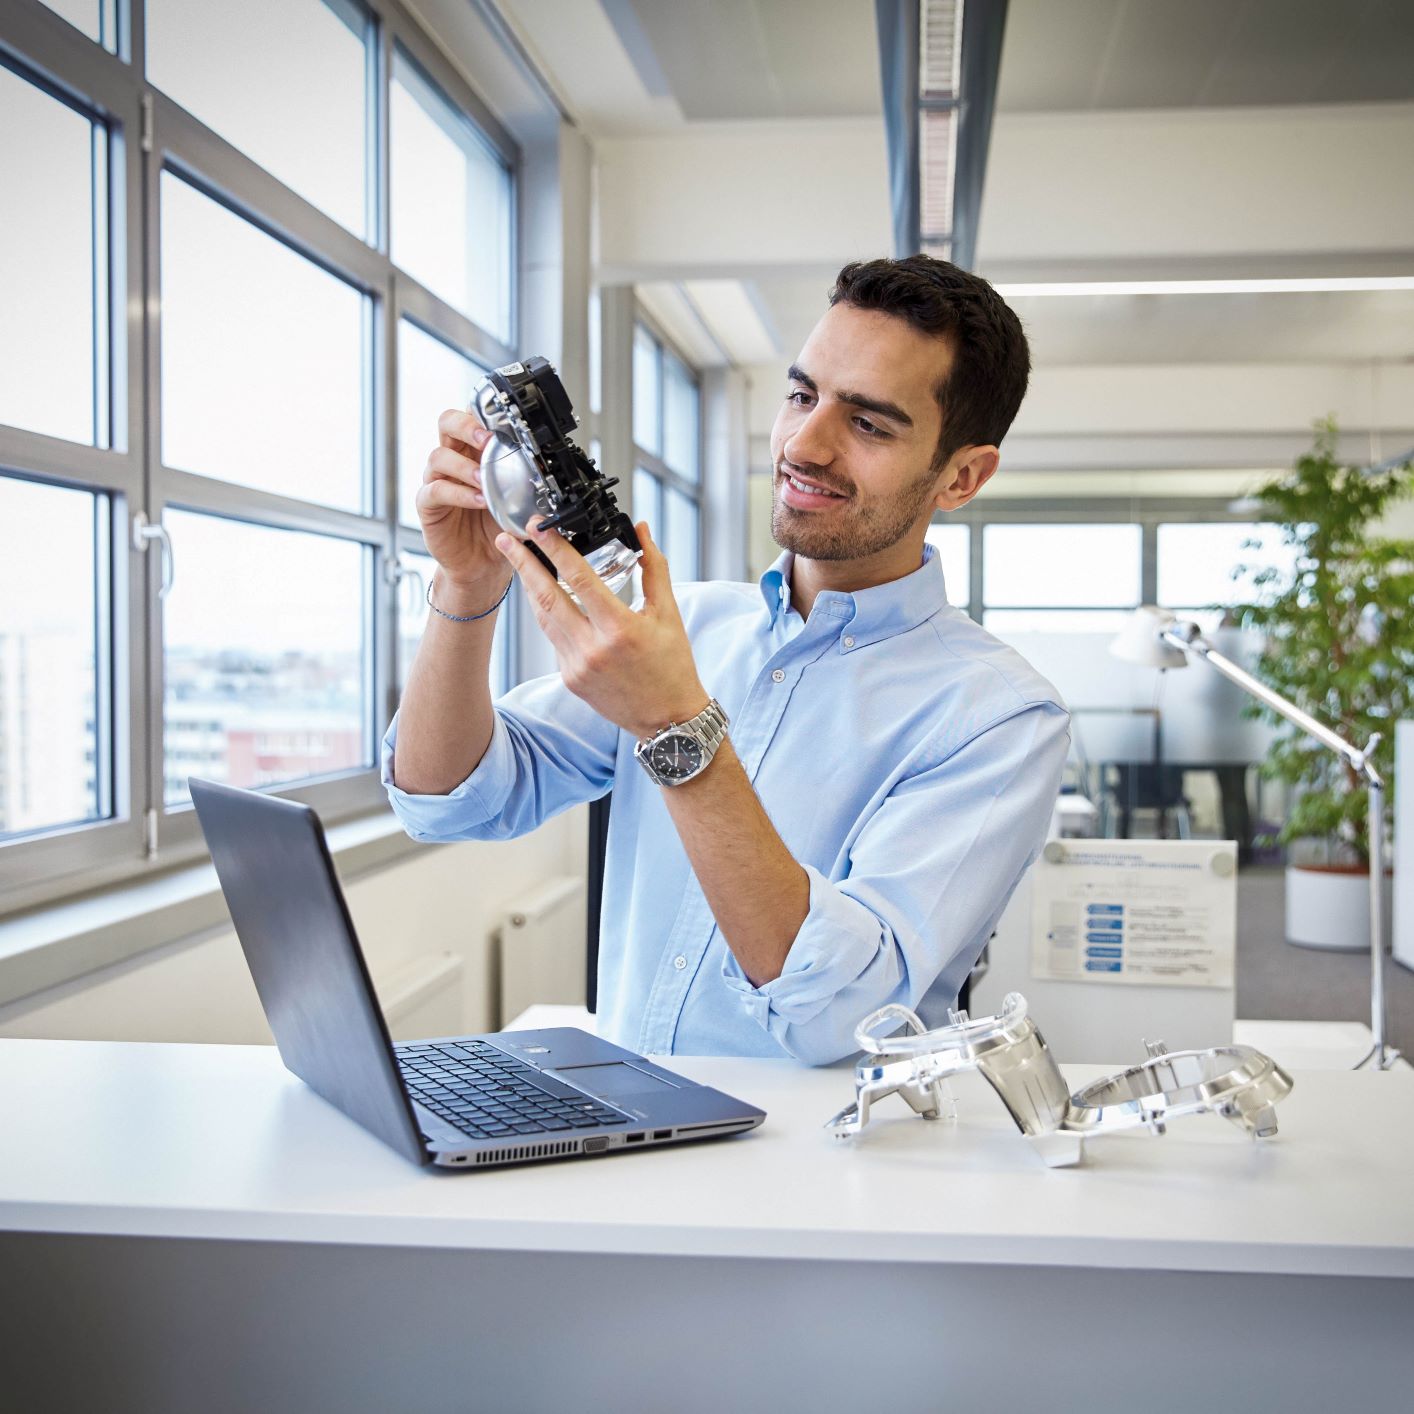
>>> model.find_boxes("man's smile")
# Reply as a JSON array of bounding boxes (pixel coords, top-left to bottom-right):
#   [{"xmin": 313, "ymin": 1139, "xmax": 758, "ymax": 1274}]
[{"xmin": 777, "ymin": 464, "xmax": 850, "ymax": 510}]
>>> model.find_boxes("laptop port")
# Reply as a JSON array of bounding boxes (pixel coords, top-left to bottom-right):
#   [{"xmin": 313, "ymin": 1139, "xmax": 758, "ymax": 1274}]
[
  {"xmin": 625, "ymin": 1132, "xmax": 645, "ymax": 1144},
  {"xmin": 653, "ymin": 1130, "xmax": 671, "ymax": 1140},
  {"xmin": 583, "ymin": 1136, "xmax": 610, "ymax": 1153}
]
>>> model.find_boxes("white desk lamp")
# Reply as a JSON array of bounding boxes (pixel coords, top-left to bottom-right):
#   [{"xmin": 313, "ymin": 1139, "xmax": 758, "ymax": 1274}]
[{"xmin": 1111, "ymin": 607, "xmax": 1397, "ymax": 1070}]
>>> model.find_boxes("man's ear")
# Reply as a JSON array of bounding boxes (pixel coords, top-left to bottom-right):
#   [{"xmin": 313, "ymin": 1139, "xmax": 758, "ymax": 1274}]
[{"xmin": 934, "ymin": 445, "xmax": 1000, "ymax": 510}]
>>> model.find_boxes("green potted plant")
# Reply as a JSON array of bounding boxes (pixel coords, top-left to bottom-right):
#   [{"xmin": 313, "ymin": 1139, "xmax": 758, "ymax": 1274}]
[{"xmin": 1233, "ymin": 419, "xmax": 1413, "ymax": 949}]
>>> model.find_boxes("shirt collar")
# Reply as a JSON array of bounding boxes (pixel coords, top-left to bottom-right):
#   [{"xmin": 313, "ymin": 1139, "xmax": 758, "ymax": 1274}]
[{"xmin": 757, "ymin": 544, "xmax": 951, "ymax": 648}]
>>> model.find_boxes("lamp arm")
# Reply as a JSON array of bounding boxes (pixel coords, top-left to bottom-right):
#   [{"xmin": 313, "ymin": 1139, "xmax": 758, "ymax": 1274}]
[
  {"xmin": 1158, "ymin": 620, "xmax": 1395, "ymax": 1068},
  {"xmin": 1160, "ymin": 626, "xmax": 1383, "ymax": 785}
]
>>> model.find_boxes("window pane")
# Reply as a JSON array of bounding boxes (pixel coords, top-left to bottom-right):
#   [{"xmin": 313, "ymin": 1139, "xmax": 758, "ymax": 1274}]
[
  {"xmin": 391, "ymin": 51, "xmax": 512, "ymax": 341},
  {"xmin": 398, "ymin": 551, "xmax": 510, "ymax": 699},
  {"xmin": 632, "ymin": 327, "xmax": 661, "ymax": 456},
  {"xmin": 160, "ymin": 175, "xmax": 366, "ymax": 511},
  {"xmin": 633, "ymin": 468, "xmax": 662, "ymax": 532},
  {"xmin": 663, "ymin": 354, "xmax": 699, "ymax": 482},
  {"xmin": 146, "ymin": 0, "xmax": 369, "ymax": 237},
  {"xmin": 0, "ymin": 65, "xmax": 107, "ymax": 446},
  {"xmin": 397, "ymin": 321, "xmax": 484, "ymax": 527},
  {"xmin": 663, "ymin": 487, "xmax": 700, "ymax": 581},
  {"xmin": 924, "ymin": 522, "xmax": 970, "ymax": 604},
  {"xmin": 983, "ymin": 524, "xmax": 1141, "ymax": 607},
  {"xmin": 163, "ymin": 512, "xmax": 369, "ymax": 805},
  {"xmin": 984, "ymin": 609, "xmax": 1136, "ymax": 635},
  {"xmin": 36, "ymin": 0, "xmax": 116, "ymax": 48},
  {"xmin": 1157, "ymin": 522, "xmax": 1296, "ymax": 610},
  {"xmin": 0, "ymin": 476, "xmax": 107, "ymax": 838}
]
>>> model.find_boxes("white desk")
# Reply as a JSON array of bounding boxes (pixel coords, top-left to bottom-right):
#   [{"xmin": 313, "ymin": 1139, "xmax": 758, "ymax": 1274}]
[{"xmin": 3, "ymin": 1038, "xmax": 1413, "ymax": 1413}]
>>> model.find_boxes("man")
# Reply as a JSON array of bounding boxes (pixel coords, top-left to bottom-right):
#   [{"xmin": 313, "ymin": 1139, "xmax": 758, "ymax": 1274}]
[{"xmin": 383, "ymin": 255, "xmax": 1068, "ymax": 1065}]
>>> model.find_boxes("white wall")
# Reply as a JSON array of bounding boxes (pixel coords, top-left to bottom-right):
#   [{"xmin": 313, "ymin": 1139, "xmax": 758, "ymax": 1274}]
[
  {"xmin": 596, "ymin": 119, "xmax": 892, "ymax": 282},
  {"xmin": 0, "ymin": 810, "xmax": 586, "ymax": 1044},
  {"xmin": 979, "ymin": 103, "xmax": 1414, "ymax": 274}
]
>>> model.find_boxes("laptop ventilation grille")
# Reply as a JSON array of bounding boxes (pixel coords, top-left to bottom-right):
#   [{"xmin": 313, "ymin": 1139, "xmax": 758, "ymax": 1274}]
[{"xmin": 474, "ymin": 1139, "xmax": 580, "ymax": 1166}]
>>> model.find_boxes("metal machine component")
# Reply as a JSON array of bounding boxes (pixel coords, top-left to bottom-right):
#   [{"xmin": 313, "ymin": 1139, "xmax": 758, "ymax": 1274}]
[
  {"xmin": 826, "ymin": 993, "xmax": 1072, "ymax": 1146},
  {"xmin": 1063, "ymin": 1040, "xmax": 1293, "ymax": 1140},
  {"xmin": 828, "ymin": 996, "xmax": 1294, "ymax": 1167},
  {"xmin": 472, "ymin": 357, "xmax": 641, "ymax": 595}
]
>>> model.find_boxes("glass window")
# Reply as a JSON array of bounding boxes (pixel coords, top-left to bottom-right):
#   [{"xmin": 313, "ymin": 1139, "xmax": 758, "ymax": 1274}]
[
  {"xmin": 397, "ymin": 550, "xmax": 510, "ymax": 699},
  {"xmin": 983, "ymin": 609, "xmax": 1137, "ymax": 636},
  {"xmin": 633, "ymin": 468, "xmax": 662, "ymax": 533},
  {"xmin": 391, "ymin": 49, "xmax": 512, "ymax": 341},
  {"xmin": 0, "ymin": 64, "xmax": 108, "ymax": 446},
  {"xmin": 663, "ymin": 353, "xmax": 699, "ymax": 482},
  {"xmin": 632, "ymin": 327, "xmax": 661, "ymax": 456},
  {"xmin": 983, "ymin": 524, "xmax": 1141, "ymax": 607},
  {"xmin": 1157, "ymin": 522, "xmax": 1296, "ymax": 613},
  {"xmin": 160, "ymin": 174, "xmax": 367, "ymax": 511},
  {"xmin": 145, "ymin": 0, "xmax": 370, "ymax": 237},
  {"xmin": 0, "ymin": 476, "xmax": 108, "ymax": 839},
  {"xmin": 924, "ymin": 522, "xmax": 970, "ymax": 605},
  {"xmin": 35, "ymin": 0, "xmax": 117, "ymax": 49},
  {"xmin": 663, "ymin": 486, "xmax": 699, "ymax": 581},
  {"xmin": 162, "ymin": 512, "xmax": 369, "ymax": 805},
  {"xmin": 397, "ymin": 320, "xmax": 485, "ymax": 527}
]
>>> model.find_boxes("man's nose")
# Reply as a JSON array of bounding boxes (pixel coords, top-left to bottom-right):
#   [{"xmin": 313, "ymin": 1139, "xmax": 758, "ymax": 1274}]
[{"xmin": 782, "ymin": 405, "xmax": 835, "ymax": 468}]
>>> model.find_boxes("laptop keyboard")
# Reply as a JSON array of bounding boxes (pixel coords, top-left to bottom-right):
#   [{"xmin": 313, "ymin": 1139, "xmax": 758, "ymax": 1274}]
[{"xmin": 395, "ymin": 1039, "xmax": 631, "ymax": 1141}]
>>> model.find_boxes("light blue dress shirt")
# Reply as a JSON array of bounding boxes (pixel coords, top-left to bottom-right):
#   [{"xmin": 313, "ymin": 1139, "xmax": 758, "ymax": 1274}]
[{"xmin": 382, "ymin": 546, "xmax": 1069, "ymax": 1065}]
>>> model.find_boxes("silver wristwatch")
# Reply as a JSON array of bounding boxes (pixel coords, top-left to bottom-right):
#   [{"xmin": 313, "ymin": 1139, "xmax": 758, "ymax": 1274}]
[{"xmin": 634, "ymin": 698, "xmax": 730, "ymax": 787}]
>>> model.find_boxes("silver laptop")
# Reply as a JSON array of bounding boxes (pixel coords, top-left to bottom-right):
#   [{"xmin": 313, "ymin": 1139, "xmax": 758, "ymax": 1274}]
[{"xmin": 190, "ymin": 778, "xmax": 765, "ymax": 1170}]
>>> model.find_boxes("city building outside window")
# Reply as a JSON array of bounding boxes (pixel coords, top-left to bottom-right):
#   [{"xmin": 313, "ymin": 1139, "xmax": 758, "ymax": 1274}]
[{"xmin": 0, "ymin": 0, "xmax": 517, "ymax": 909}]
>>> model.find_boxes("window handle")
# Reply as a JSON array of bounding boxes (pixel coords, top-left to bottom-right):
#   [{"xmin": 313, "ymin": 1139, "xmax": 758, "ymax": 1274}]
[
  {"xmin": 132, "ymin": 511, "xmax": 174, "ymax": 599},
  {"xmin": 385, "ymin": 555, "xmax": 426, "ymax": 612}
]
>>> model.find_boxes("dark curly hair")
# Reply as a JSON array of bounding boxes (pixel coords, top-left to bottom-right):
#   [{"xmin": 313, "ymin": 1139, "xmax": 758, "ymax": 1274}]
[{"xmin": 829, "ymin": 255, "xmax": 1030, "ymax": 467}]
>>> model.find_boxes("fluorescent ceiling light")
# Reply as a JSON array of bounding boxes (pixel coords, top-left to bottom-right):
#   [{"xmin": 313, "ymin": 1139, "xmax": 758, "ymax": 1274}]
[{"xmin": 992, "ymin": 276, "xmax": 1414, "ymax": 298}]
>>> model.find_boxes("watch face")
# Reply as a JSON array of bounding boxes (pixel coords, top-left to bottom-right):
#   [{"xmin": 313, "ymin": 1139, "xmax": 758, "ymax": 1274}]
[{"xmin": 649, "ymin": 732, "xmax": 704, "ymax": 781}]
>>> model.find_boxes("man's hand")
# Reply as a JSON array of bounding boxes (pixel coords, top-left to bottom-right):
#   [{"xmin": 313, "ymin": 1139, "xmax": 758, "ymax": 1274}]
[
  {"xmin": 417, "ymin": 409, "xmax": 513, "ymax": 603},
  {"xmin": 495, "ymin": 520, "xmax": 709, "ymax": 740}
]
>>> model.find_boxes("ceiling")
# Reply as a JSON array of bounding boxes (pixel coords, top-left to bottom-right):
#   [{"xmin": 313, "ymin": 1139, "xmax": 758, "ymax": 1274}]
[
  {"xmin": 606, "ymin": 0, "xmax": 882, "ymax": 122},
  {"xmin": 997, "ymin": 0, "xmax": 1414, "ymax": 113},
  {"xmin": 492, "ymin": 0, "xmax": 1414, "ymax": 431}
]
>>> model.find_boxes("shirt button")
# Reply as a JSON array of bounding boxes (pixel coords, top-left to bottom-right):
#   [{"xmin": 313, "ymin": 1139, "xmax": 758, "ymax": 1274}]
[
  {"xmin": 843, "ymin": 635, "xmax": 855, "ymax": 648},
  {"xmin": 771, "ymin": 669, "xmax": 785, "ymax": 683},
  {"xmin": 673, "ymin": 955, "xmax": 687, "ymax": 970}
]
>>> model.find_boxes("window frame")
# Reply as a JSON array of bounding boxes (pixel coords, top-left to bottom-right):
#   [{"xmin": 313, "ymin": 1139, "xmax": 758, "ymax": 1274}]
[
  {"xmin": 0, "ymin": 0, "xmax": 520, "ymax": 913},
  {"xmin": 631, "ymin": 309, "xmax": 703, "ymax": 579},
  {"xmin": 933, "ymin": 497, "xmax": 1284, "ymax": 627}
]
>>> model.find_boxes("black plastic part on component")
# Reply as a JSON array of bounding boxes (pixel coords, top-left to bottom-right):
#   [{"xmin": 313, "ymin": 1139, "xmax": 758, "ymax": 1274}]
[{"xmin": 487, "ymin": 356, "xmax": 642, "ymax": 571}]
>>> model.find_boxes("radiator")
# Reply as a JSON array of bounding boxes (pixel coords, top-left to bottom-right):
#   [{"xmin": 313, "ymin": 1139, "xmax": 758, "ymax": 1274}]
[
  {"xmin": 378, "ymin": 952, "xmax": 465, "ymax": 1041},
  {"xmin": 497, "ymin": 874, "xmax": 588, "ymax": 1028}
]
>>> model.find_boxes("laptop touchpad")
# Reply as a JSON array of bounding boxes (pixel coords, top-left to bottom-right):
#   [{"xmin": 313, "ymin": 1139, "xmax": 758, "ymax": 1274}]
[{"xmin": 550, "ymin": 1062, "xmax": 681, "ymax": 1099}]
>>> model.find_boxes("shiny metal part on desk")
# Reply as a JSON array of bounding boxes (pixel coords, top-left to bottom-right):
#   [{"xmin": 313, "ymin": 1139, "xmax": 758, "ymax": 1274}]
[
  {"xmin": 1064, "ymin": 1040, "xmax": 1294, "ymax": 1140},
  {"xmin": 827, "ymin": 994, "xmax": 1294, "ymax": 1167},
  {"xmin": 826, "ymin": 994, "xmax": 1073, "ymax": 1151}
]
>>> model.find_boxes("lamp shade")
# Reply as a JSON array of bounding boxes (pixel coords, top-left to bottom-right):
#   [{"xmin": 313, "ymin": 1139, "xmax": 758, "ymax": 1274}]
[{"xmin": 1110, "ymin": 606, "xmax": 1188, "ymax": 668}]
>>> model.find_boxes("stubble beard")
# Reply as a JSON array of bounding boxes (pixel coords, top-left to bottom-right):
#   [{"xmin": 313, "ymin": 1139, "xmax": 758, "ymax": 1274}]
[{"xmin": 770, "ymin": 459, "xmax": 941, "ymax": 563}]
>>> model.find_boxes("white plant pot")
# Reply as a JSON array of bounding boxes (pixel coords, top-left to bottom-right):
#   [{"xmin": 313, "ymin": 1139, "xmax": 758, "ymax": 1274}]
[{"xmin": 1285, "ymin": 865, "xmax": 1395, "ymax": 952}]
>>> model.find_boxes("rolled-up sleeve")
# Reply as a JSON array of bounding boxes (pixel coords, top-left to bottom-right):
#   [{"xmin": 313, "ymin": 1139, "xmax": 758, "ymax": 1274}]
[
  {"xmin": 382, "ymin": 672, "xmax": 620, "ymax": 843},
  {"xmin": 720, "ymin": 701, "xmax": 1069, "ymax": 1065}
]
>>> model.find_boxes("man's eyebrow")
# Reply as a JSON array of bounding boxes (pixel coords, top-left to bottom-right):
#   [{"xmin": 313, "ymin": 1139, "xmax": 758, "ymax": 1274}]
[{"xmin": 786, "ymin": 364, "xmax": 913, "ymax": 429}]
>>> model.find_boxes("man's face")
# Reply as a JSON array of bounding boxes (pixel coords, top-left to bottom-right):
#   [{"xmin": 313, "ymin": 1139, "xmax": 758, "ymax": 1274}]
[{"xmin": 769, "ymin": 303, "xmax": 953, "ymax": 563}]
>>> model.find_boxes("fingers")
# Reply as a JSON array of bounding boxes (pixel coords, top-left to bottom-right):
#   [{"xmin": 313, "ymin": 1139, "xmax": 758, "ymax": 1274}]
[
  {"xmin": 524, "ymin": 521, "xmax": 625, "ymax": 633},
  {"xmin": 422, "ymin": 444, "xmax": 486, "ymax": 496},
  {"xmin": 494, "ymin": 532, "xmax": 583, "ymax": 652},
  {"xmin": 416, "ymin": 477, "xmax": 485, "ymax": 518},
  {"xmin": 437, "ymin": 408, "xmax": 489, "ymax": 454},
  {"xmin": 635, "ymin": 521, "xmax": 681, "ymax": 621}
]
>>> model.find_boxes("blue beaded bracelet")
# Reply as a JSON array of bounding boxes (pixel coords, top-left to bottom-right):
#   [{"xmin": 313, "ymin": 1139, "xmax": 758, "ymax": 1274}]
[{"xmin": 426, "ymin": 575, "xmax": 512, "ymax": 623}]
